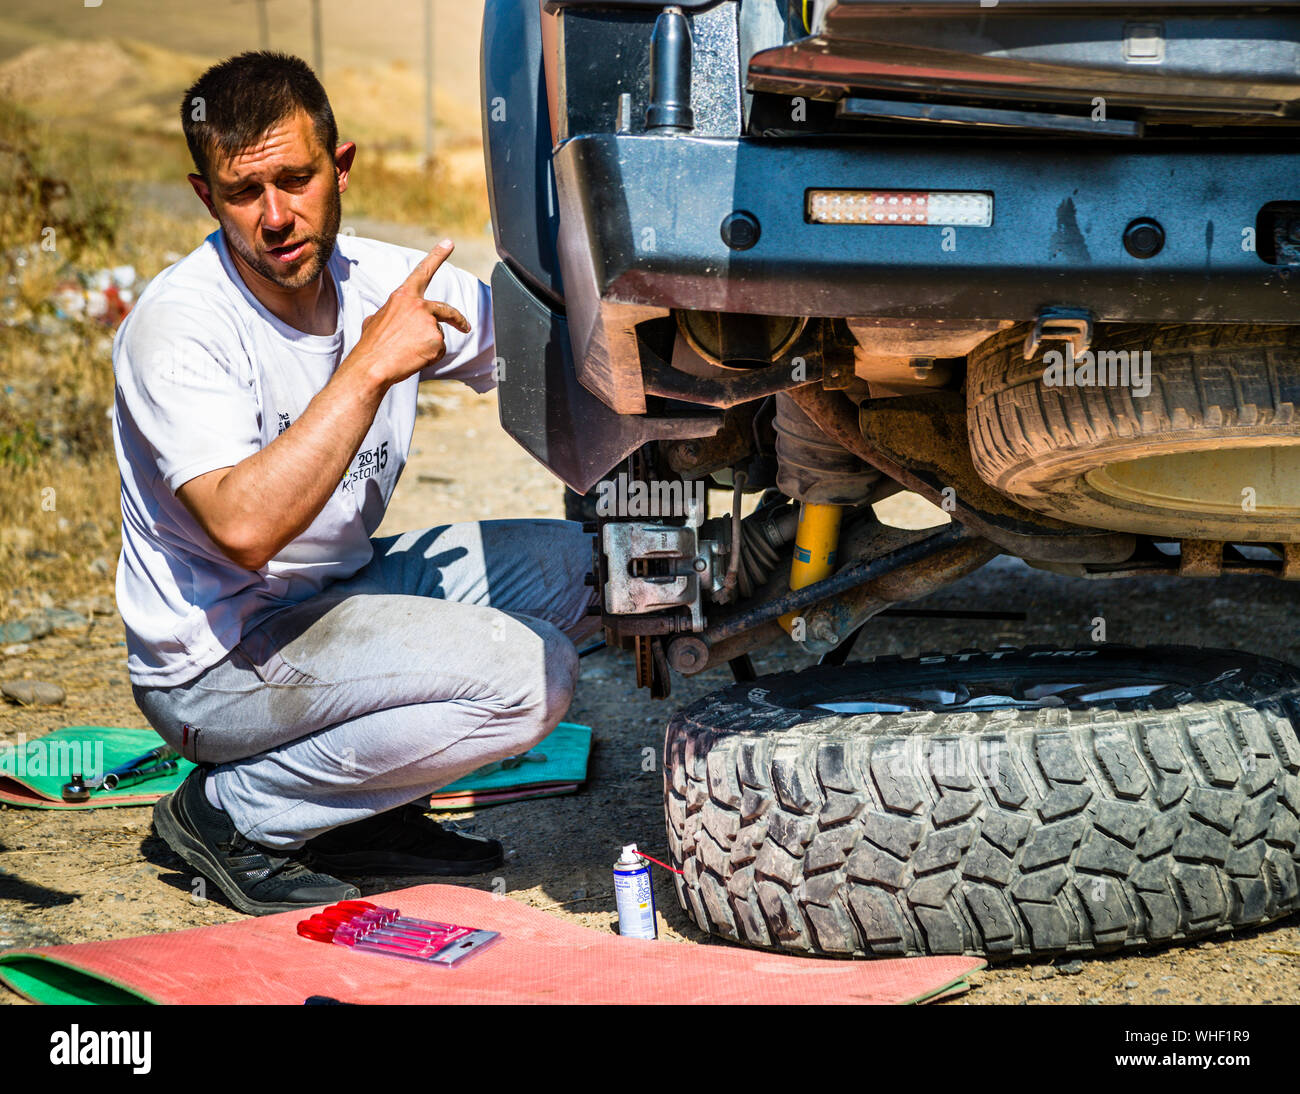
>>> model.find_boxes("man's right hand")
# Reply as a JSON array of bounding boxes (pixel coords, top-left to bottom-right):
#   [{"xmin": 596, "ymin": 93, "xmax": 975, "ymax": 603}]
[{"xmin": 345, "ymin": 239, "xmax": 472, "ymax": 390}]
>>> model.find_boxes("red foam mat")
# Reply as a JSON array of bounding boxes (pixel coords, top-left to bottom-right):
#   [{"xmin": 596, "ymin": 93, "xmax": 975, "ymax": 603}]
[{"xmin": 1, "ymin": 884, "xmax": 984, "ymax": 1005}]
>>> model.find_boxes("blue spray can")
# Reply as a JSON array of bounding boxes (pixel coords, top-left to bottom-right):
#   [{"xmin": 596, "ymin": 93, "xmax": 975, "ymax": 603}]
[{"xmin": 613, "ymin": 843, "xmax": 657, "ymax": 939}]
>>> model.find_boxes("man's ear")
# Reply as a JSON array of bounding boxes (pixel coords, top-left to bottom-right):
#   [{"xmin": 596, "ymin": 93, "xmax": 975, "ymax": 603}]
[
  {"xmin": 188, "ymin": 173, "xmax": 219, "ymax": 221},
  {"xmin": 334, "ymin": 142, "xmax": 356, "ymax": 196}
]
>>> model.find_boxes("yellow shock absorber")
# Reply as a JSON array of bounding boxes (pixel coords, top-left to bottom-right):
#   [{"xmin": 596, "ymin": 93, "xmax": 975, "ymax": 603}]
[{"xmin": 779, "ymin": 502, "xmax": 843, "ymax": 635}]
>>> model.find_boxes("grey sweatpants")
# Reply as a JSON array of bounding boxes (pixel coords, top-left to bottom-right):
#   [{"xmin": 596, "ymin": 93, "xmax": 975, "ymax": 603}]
[{"xmin": 133, "ymin": 520, "xmax": 599, "ymax": 850}]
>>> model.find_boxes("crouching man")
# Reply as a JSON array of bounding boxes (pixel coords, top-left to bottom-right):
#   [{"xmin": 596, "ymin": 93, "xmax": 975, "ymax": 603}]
[{"xmin": 113, "ymin": 52, "xmax": 597, "ymax": 914}]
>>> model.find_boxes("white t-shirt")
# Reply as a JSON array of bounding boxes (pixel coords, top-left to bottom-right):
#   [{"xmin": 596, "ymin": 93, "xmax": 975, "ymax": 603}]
[{"xmin": 112, "ymin": 229, "xmax": 495, "ymax": 686}]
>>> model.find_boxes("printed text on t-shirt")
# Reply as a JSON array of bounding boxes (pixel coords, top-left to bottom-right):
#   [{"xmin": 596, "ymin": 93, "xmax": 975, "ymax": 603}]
[{"xmin": 340, "ymin": 440, "xmax": 389, "ymax": 493}]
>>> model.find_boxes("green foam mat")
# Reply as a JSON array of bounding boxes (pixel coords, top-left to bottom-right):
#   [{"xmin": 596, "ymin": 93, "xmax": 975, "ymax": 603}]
[
  {"xmin": 0, "ymin": 726, "xmax": 192, "ymax": 809},
  {"xmin": 444, "ymin": 721, "xmax": 591, "ymax": 791},
  {"xmin": 0, "ymin": 955, "xmax": 152, "ymax": 1005},
  {"xmin": 0, "ymin": 722, "xmax": 591, "ymax": 811}
]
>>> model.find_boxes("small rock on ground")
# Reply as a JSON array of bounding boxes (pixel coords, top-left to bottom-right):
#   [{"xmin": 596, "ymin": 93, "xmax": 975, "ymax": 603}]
[{"xmin": 1, "ymin": 680, "xmax": 67, "ymax": 706}]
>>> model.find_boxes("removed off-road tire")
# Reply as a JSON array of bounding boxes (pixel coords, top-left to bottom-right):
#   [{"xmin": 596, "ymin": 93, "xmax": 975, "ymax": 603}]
[
  {"xmin": 664, "ymin": 645, "xmax": 1300, "ymax": 959},
  {"xmin": 967, "ymin": 323, "xmax": 1300, "ymax": 541}
]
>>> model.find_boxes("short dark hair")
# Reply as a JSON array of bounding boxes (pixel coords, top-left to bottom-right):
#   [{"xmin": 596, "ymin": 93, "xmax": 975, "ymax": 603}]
[{"xmin": 181, "ymin": 51, "xmax": 338, "ymax": 180}]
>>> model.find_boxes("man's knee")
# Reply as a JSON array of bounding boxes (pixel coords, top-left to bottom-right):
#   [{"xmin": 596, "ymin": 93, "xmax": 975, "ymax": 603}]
[
  {"xmin": 525, "ymin": 618, "xmax": 579, "ymax": 725},
  {"xmin": 495, "ymin": 616, "xmax": 578, "ymax": 747}
]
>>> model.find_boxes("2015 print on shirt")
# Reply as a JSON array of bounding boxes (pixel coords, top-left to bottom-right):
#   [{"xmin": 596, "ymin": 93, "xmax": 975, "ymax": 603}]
[{"xmin": 340, "ymin": 439, "xmax": 389, "ymax": 494}]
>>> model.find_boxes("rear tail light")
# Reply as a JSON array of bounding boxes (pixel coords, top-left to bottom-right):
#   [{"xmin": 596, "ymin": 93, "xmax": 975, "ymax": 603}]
[{"xmin": 807, "ymin": 189, "xmax": 993, "ymax": 227}]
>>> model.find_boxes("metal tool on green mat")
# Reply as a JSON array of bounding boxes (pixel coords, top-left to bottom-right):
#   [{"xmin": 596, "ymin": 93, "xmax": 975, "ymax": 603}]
[
  {"xmin": 61, "ymin": 745, "xmax": 180, "ymax": 803},
  {"xmin": 474, "ymin": 750, "xmax": 547, "ymax": 777}
]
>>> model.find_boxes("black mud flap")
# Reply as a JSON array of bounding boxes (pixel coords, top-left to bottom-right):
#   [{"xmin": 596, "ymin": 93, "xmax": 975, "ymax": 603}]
[{"xmin": 492, "ymin": 261, "xmax": 721, "ymax": 494}]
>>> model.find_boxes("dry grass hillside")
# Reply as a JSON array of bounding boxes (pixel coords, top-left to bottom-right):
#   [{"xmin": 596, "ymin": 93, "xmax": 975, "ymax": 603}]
[
  {"xmin": 0, "ymin": 21, "xmax": 490, "ymax": 210},
  {"xmin": 0, "ymin": 0, "xmax": 485, "ymax": 121}
]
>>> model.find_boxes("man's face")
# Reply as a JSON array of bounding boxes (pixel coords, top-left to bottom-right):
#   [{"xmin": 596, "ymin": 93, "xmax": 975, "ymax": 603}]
[{"xmin": 189, "ymin": 109, "xmax": 354, "ymax": 293}]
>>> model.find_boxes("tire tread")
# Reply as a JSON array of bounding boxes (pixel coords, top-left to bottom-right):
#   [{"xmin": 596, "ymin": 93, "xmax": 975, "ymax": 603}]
[{"xmin": 665, "ymin": 647, "xmax": 1300, "ymax": 958}]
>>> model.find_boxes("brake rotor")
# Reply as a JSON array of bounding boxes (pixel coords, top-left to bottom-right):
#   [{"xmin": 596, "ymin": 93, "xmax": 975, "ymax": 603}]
[
  {"xmin": 632, "ymin": 635, "xmax": 672, "ymax": 698},
  {"xmin": 635, "ymin": 634, "xmax": 654, "ymax": 689}
]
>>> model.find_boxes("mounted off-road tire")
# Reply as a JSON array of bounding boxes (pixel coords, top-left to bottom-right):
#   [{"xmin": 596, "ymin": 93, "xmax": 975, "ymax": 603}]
[
  {"xmin": 967, "ymin": 323, "xmax": 1300, "ymax": 541},
  {"xmin": 663, "ymin": 645, "xmax": 1300, "ymax": 959}
]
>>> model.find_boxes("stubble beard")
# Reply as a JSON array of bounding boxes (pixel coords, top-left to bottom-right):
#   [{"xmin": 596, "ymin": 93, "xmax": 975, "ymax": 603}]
[{"xmin": 224, "ymin": 183, "xmax": 342, "ymax": 292}]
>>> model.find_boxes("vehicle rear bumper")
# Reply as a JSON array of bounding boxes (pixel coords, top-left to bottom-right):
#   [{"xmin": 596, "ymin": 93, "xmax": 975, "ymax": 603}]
[
  {"xmin": 552, "ymin": 131, "xmax": 1300, "ymax": 413},
  {"xmin": 555, "ymin": 131, "xmax": 1298, "ymax": 321}
]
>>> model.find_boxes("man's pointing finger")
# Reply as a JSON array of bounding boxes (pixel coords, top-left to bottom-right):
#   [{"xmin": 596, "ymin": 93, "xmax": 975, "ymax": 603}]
[{"xmin": 401, "ymin": 238, "xmax": 455, "ymax": 295}]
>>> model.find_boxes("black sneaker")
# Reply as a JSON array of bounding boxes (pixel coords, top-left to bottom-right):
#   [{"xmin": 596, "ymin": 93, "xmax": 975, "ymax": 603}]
[
  {"xmin": 304, "ymin": 805, "xmax": 504, "ymax": 878},
  {"xmin": 152, "ymin": 766, "xmax": 359, "ymax": 916}
]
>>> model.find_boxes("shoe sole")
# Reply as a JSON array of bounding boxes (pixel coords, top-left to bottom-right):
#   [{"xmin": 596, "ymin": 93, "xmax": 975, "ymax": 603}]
[{"xmin": 152, "ymin": 790, "xmax": 359, "ymax": 916}]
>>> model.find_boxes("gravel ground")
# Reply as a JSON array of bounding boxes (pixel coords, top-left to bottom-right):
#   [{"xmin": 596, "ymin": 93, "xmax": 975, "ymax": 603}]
[{"xmin": 3, "ymin": 389, "xmax": 1299, "ymax": 1006}]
